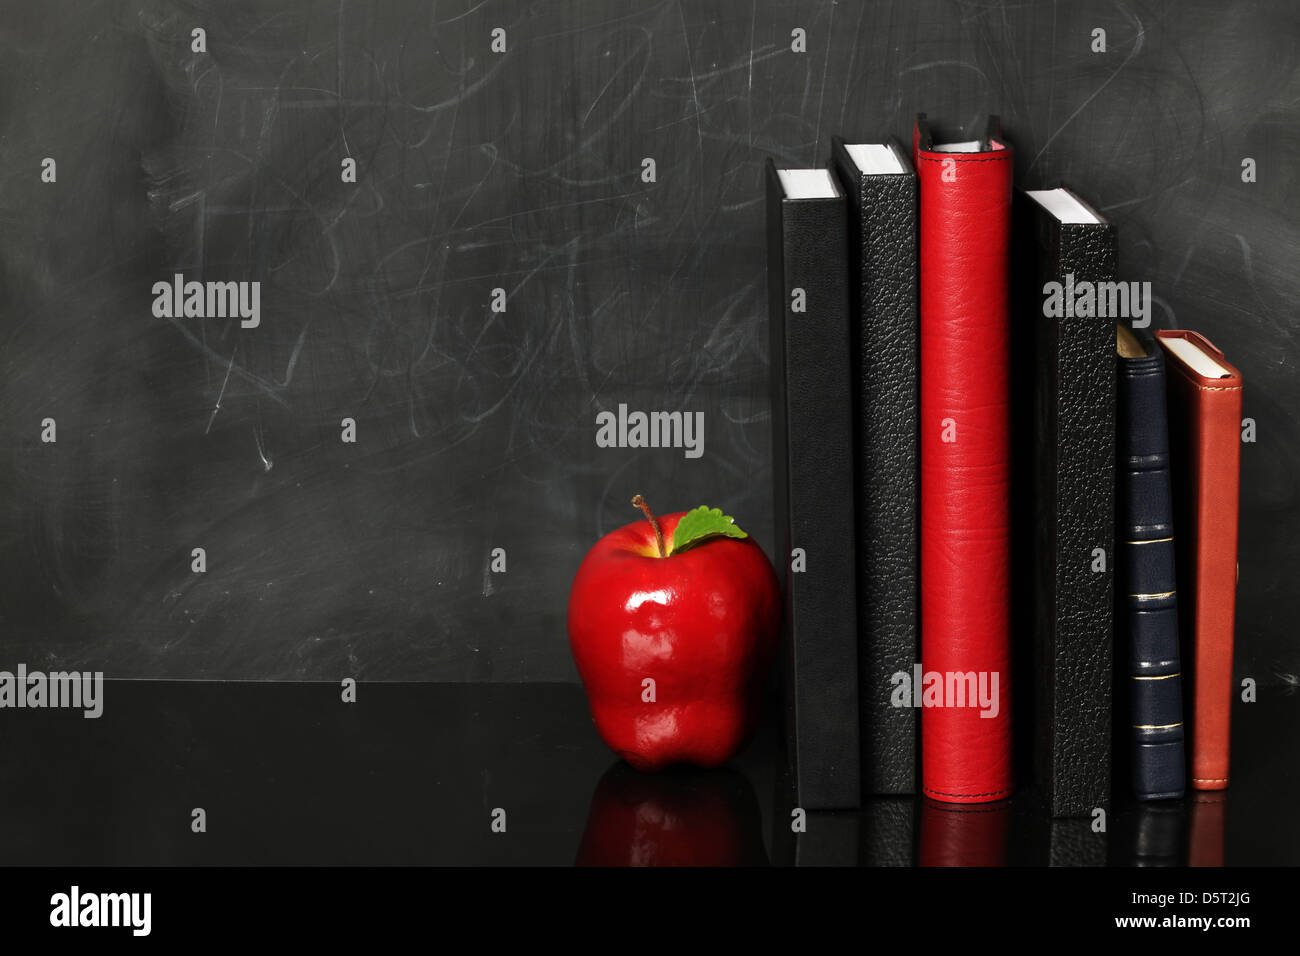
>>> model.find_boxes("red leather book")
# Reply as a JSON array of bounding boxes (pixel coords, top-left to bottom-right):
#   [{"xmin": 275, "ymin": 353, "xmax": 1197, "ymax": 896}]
[
  {"xmin": 913, "ymin": 115, "xmax": 1015, "ymax": 804},
  {"xmin": 1156, "ymin": 330, "xmax": 1243, "ymax": 791}
]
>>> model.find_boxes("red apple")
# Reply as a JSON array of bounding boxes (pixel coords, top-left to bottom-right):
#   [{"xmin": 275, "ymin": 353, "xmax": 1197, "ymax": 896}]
[{"xmin": 567, "ymin": 496, "xmax": 781, "ymax": 770}]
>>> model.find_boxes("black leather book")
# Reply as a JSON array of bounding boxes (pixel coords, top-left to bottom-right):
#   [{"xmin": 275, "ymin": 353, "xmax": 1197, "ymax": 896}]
[
  {"xmin": 1115, "ymin": 324, "xmax": 1186, "ymax": 801},
  {"xmin": 830, "ymin": 137, "xmax": 918, "ymax": 797},
  {"xmin": 1016, "ymin": 187, "xmax": 1116, "ymax": 817},
  {"xmin": 765, "ymin": 160, "xmax": 860, "ymax": 810}
]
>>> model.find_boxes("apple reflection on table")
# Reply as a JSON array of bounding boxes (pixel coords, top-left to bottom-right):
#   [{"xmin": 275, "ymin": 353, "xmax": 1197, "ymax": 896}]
[{"xmin": 576, "ymin": 762, "xmax": 769, "ymax": 867}]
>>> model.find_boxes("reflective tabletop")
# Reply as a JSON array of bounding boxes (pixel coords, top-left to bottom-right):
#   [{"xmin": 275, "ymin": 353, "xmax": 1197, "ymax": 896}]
[{"xmin": 1, "ymin": 682, "xmax": 1294, "ymax": 866}]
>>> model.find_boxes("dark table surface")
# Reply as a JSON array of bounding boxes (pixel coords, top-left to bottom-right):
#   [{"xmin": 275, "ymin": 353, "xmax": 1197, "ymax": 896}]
[{"xmin": 1, "ymin": 681, "xmax": 1295, "ymax": 866}]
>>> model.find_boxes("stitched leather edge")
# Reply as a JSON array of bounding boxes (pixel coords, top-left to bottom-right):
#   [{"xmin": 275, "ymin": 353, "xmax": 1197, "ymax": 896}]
[
  {"xmin": 922, "ymin": 785, "xmax": 1015, "ymax": 799},
  {"xmin": 915, "ymin": 155, "xmax": 1011, "ymax": 163}
]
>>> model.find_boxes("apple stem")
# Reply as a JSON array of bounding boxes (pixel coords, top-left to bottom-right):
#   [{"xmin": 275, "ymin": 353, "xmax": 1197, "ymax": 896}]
[{"xmin": 631, "ymin": 494, "xmax": 667, "ymax": 558}]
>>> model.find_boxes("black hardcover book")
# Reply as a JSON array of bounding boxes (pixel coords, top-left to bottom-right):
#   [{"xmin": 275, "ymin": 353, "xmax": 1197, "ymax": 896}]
[
  {"xmin": 830, "ymin": 137, "xmax": 918, "ymax": 797},
  {"xmin": 1115, "ymin": 324, "xmax": 1187, "ymax": 801},
  {"xmin": 1016, "ymin": 187, "xmax": 1116, "ymax": 817},
  {"xmin": 765, "ymin": 160, "xmax": 860, "ymax": 810}
]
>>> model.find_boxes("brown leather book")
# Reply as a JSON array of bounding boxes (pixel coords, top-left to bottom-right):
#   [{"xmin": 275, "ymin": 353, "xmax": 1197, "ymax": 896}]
[{"xmin": 1156, "ymin": 330, "xmax": 1243, "ymax": 791}]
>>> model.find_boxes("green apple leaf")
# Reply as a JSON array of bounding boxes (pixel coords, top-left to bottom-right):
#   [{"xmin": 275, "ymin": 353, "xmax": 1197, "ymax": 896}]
[{"xmin": 670, "ymin": 506, "xmax": 749, "ymax": 555}]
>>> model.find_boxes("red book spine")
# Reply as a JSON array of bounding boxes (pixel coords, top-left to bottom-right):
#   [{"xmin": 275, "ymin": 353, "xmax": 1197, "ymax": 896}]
[
  {"xmin": 913, "ymin": 115, "xmax": 1015, "ymax": 804},
  {"xmin": 1156, "ymin": 329, "xmax": 1242, "ymax": 791}
]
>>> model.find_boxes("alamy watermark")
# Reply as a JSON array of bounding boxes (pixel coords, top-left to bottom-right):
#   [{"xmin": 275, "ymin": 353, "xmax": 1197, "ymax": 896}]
[
  {"xmin": 0, "ymin": 664, "xmax": 103, "ymax": 718},
  {"xmin": 152, "ymin": 273, "xmax": 260, "ymax": 328},
  {"xmin": 1042, "ymin": 272, "xmax": 1151, "ymax": 327},
  {"xmin": 890, "ymin": 664, "xmax": 1000, "ymax": 718},
  {"xmin": 595, "ymin": 403, "xmax": 704, "ymax": 459},
  {"xmin": 50, "ymin": 886, "xmax": 150, "ymax": 936}
]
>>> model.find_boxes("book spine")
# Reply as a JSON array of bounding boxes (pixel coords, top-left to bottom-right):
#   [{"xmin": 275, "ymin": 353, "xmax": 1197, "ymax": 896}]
[
  {"xmin": 1158, "ymin": 330, "xmax": 1242, "ymax": 791},
  {"xmin": 913, "ymin": 117, "xmax": 1014, "ymax": 804},
  {"xmin": 765, "ymin": 161, "xmax": 860, "ymax": 809},
  {"xmin": 831, "ymin": 139, "xmax": 918, "ymax": 797},
  {"xmin": 1032, "ymin": 211, "xmax": 1117, "ymax": 816},
  {"xmin": 1116, "ymin": 344, "xmax": 1186, "ymax": 800}
]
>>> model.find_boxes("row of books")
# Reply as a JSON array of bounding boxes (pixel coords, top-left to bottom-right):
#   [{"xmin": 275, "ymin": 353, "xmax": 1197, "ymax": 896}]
[{"xmin": 767, "ymin": 113, "xmax": 1242, "ymax": 815}]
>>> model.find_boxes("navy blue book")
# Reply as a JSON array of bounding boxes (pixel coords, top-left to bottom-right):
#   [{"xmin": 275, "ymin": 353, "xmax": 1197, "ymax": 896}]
[{"xmin": 1115, "ymin": 323, "xmax": 1186, "ymax": 801}]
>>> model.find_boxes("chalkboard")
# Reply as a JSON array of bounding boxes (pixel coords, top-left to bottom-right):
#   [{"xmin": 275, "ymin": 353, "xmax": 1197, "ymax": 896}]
[{"xmin": 1, "ymin": 0, "xmax": 1296, "ymax": 683}]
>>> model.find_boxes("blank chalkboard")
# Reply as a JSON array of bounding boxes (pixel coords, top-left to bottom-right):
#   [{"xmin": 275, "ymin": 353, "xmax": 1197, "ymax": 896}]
[{"xmin": 1, "ymin": 0, "xmax": 1296, "ymax": 683}]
